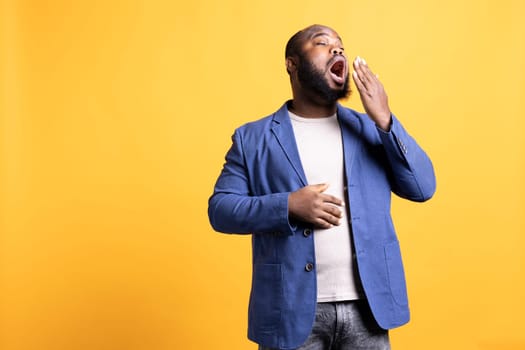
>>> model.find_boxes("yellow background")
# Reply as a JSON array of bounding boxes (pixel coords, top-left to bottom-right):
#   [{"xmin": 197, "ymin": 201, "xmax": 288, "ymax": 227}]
[{"xmin": 1, "ymin": 0, "xmax": 524, "ymax": 349}]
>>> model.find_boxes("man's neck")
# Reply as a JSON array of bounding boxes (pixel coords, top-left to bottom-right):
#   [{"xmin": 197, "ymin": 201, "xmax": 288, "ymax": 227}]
[{"xmin": 289, "ymin": 94, "xmax": 337, "ymax": 118}]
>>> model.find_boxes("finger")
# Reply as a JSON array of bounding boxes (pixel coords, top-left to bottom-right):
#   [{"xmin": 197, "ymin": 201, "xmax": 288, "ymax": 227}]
[
  {"xmin": 356, "ymin": 57, "xmax": 383, "ymax": 93},
  {"xmin": 314, "ymin": 213, "xmax": 340, "ymax": 228},
  {"xmin": 314, "ymin": 219, "xmax": 333, "ymax": 229},
  {"xmin": 352, "ymin": 70, "xmax": 369, "ymax": 96},
  {"xmin": 353, "ymin": 70, "xmax": 374, "ymax": 99},
  {"xmin": 353, "ymin": 57, "xmax": 373, "ymax": 85},
  {"xmin": 353, "ymin": 67, "xmax": 376, "ymax": 98},
  {"xmin": 360, "ymin": 58, "xmax": 384, "ymax": 86},
  {"xmin": 352, "ymin": 58, "xmax": 364, "ymax": 81},
  {"xmin": 323, "ymin": 203, "xmax": 343, "ymax": 218},
  {"xmin": 321, "ymin": 193, "xmax": 344, "ymax": 207},
  {"xmin": 311, "ymin": 183, "xmax": 329, "ymax": 193},
  {"xmin": 319, "ymin": 211, "xmax": 342, "ymax": 226},
  {"xmin": 356, "ymin": 56, "xmax": 376, "ymax": 82}
]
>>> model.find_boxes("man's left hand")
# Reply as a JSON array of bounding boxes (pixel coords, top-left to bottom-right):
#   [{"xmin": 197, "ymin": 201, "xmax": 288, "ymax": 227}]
[{"xmin": 352, "ymin": 56, "xmax": 392, "ymax": 131}]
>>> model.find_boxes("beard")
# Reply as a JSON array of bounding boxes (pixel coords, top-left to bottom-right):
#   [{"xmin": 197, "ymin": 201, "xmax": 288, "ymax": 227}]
[{"xmin": 296, "ymin": 55, "xmax": 351, "ymax": 104}]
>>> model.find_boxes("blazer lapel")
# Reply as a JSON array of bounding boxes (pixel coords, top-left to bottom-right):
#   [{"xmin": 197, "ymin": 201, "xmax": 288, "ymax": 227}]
[
  {"xmin": 271, "ymin": 103, "xmax": 308, "ymax": 186},
  {"xmin": 337, "ymin": 104, "xmax": 362, "ymax": 178}
]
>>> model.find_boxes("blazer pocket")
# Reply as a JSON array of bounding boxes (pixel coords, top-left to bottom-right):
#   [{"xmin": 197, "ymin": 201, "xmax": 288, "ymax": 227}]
[
  {"xmin": 384, "ymin": 241, "xmax": 409, "ymax": 306},
  {"xmin": 249, "ymin": 263, "xmax": 283, "ymax": 332}
]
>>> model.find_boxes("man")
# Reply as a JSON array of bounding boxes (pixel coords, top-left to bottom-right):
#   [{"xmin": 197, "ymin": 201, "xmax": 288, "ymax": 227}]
[{"xmin": 208, "ymin": 24, "xmax": 436, "ymax": 350}]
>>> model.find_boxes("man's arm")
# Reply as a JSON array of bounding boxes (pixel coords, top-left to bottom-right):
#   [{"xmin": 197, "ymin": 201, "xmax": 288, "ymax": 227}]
[
  {"xmin": 208, "ymin": 129, "xmax": 345, "ymax": 234},
  {"xmin": 208, "ymin": 129, "xmax": 293, "ymax": 235},
  {"xmin": 352, "ymin": 56, "xmax": 436, "ymax": 201},
  {"xmin": 377, "ymin": 116, "xmax": 436, "ymax": 201}
]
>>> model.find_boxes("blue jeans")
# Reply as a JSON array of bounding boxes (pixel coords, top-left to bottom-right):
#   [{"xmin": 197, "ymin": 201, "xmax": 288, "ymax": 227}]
[{"xmin": 259, "ymin": 300, "xmax": 390, "ymax": 350}]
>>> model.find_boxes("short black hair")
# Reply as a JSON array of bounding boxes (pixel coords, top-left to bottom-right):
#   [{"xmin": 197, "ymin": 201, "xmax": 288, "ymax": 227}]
[
  {"xmin": 285, "ymin": 29, "xmax": 305, "ymax": 59},
  {"xmin": 285, "ymin": 24, "xmax": 333, "ymax": 59}
]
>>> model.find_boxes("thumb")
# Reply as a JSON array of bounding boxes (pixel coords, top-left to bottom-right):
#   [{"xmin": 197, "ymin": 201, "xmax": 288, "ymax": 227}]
[{"xmin": 312, "ymin": 183, "xmax": 329, "ymax": 193}]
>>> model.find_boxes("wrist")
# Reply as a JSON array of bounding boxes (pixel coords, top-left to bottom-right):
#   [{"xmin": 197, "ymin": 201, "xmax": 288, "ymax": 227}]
[{"xmin": 376, "ymin": 114, "xmax": 392, "ymax": 131}]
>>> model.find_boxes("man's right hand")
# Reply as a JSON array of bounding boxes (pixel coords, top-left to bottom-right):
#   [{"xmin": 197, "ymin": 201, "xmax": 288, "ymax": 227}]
[{"xmin": 288, "ymin": 183, "xmax": 345, "ymax": 229}]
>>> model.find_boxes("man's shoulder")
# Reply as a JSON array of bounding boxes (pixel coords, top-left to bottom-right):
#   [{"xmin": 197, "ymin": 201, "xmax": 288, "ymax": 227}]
[
  {"xmin": 239, "ymin": 113, "xmax": 274, "ymax": 130},
  {"xmin": 337, "ymin": 104, "xmax": 367, "ymax": 121},
  {"xmin": 338, "ymin": 104, "xmax": 384, "ymax": 133},
  {"xmin": 235, "ymin": 102, "xmax": 289, "ymax": 134}
]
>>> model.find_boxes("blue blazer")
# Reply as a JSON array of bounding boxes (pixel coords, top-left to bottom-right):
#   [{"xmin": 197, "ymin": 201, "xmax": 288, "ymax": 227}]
[{"xmin": 208, "ymin": 102, "xmax": 436, "ymax": 349}]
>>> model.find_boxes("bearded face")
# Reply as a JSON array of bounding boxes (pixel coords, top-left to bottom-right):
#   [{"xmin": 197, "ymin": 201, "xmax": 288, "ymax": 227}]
[{"xmin": 296, "ymin": 51, "xmax": 351, "ymax": 104}]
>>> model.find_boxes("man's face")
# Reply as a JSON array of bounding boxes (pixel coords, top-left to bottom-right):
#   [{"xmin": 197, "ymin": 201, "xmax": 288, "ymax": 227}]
[{"xmin": 295, "ymin": 27, "xmax": 350, "ymax": 103}]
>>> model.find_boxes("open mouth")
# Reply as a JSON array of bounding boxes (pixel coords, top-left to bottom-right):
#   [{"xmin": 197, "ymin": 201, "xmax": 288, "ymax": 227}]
[
  {"xmin": 330, "ymin": 61, "xmax": 345, "ymax": 77},
  {"xmin": 329, "ymin": 59, "xmax": 346, "ymax": 85}
]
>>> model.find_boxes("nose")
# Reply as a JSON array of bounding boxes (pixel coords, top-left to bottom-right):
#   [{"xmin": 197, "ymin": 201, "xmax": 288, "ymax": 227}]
[{"xmin": 331, "ymin": 47, "xmax": 343, "ymax": 55}]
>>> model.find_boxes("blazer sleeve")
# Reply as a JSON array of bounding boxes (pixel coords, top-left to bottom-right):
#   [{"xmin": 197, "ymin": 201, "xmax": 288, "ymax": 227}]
[
  {"xmin": 377, "ymin": 115, "xmax": 437, "ymax": 202},
  {"xmin": 208, "ymin": 128, "xmax": 296, "ymax": 235}
]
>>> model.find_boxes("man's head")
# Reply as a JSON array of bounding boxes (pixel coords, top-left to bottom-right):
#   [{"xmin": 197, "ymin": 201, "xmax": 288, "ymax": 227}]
[{"xmin": 285, "ymin": 24, "xmax": 350, "ymax": 105}]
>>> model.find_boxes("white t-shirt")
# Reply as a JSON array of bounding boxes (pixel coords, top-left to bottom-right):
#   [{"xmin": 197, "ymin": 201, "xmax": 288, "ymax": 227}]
[{"xmin": 289, "ymin": 110, "xmax": 361, "ymax": 302}]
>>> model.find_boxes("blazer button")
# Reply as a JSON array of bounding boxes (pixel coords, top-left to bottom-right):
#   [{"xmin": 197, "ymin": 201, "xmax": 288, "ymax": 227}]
[
  {"xmin": 303, "ymin": 228, "xmax": 312, "ymax": 237},
  {"xmin": 305, "ymin": 263, "xmax": 314, "ymax": 272}
]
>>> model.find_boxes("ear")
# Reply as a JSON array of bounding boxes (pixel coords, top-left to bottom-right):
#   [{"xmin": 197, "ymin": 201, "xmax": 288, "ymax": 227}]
[{"xmin": 285, "ymin": 57, "xmax": 297, "ymax": 74}]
